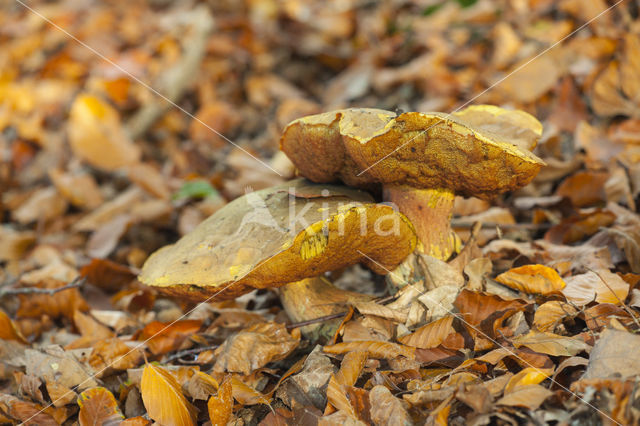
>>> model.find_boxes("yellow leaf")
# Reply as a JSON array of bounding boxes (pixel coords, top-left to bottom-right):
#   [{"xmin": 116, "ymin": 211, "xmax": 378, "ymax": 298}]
[
  {"xmin": 77, "ymin": 387, "xmax": 124, "ymax": 426},
  {"xmin": 68, "ymin": 93, "xmax": 140, "ymax": 171},
  {"xmin": 504, "ymin": 368, "xmax": 553, "ymax": 393},
  {"xmin": 0, "ymin": 309, "xmax": 27, "ymax": 343},
  {"xmin": 140, "ymin": 364, "xmax": 196, "ymax": 426},
  {"xmin": 398, "ymin": 315, "xmax": 455, "ymax": 349},
  {"xmin": 533, "ymin": 301, "xmax": 578, "ymax": 332},
  {"xmin": 208, "ymin": 378, "xmax": 232, "ymax": 426},
  {"xmin": 323, "ymin": 341, "xmax": 415, "ymax": 359},
  {"xmin": 230, "ymin": 377, "xmax": 271, "ymax": 406},
  {"xmin": 511, "ymin": 331, "xmax": 589, "ymax": 357},
  {"xmin": 495, "ymin": 264, "xmax": 565, "ymax": 295}
]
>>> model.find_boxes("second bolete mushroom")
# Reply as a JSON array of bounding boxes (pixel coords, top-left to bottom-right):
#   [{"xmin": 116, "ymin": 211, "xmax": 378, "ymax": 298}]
[{"xmin": 280, "ymin": 105, "xmax": 545, "ymax": 260}]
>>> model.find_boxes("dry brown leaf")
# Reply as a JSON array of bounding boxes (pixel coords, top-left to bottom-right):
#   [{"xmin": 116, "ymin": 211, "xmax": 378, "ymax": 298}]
[
  {"xmin": 126, "ymin": 163, "xmax": 171, "ymax": 200},
  {"xmin": 533, "ymin": 301, "xmax": 579, "ymax": 332},
  {"xmin": 80, "ymin": 258, "xmax": 136, "ymax": 293},
  {"xmin": 398, "ymin": 316, "xmax": 455, "ymax": 349},
  {"xmin": 140, "ymin": 363, "xmax": 196, "ymax": 426},
  {"xmin": 136, "ymin": 320, "xmax": 202, "ymax": 356},
  {"xmin": 350, "ymin": 300, "xmax": 408, "ymax": 323},
  {"xmin": 325, "ymin": 351, "xmax": 368, "ymax": 415},
  {"xmin": 49, "ymin": 169, "xmax": 103, "ymax": 210},
  {"xmin": 0, "ymin": 226, "xmax": 35, "ymax": 262},
  {"xmin": 323, "ymin": 341, "xmax": 415, "ymax": 360},
  {"xmin": 12, "ymin": 186, "xmax": 68, "ymax": 224},
  {"xmin": 368, "ymin": 385, "xmax": 412, "ymax": 426},
  {"xmin": 325, "ymin": 374, "xmax": 355, "ymax": 417},
  {"xmin": 555, "ymin": 171, "xmax": 609, "ymax": 207},
  {"xmin": 184, "ymin": 371, "xmax": 219, "ymax": 400},
  {"xmin": 78, "ymin": 387, "xmax": 124, "ymax": 426},
  {"xmin": 511, "ymin": 331, "xmax": 589, "ymax": 356},
  {"xmin": 68, "ymin": 93, "xmax": 141, "ymax": 171},
  {"xmin": 0, "ymin": 394, "xmax": 62, "ymax": 426},
  {"xmin": 0, "ymin": 309, "xmax": 27, "ymax": 343},
  {"xmin": 495, "ymin": 264, "xmax": 565, "ymax": 295},
  {"xmin": 230, "ymin": 376, "xmax": 271, "ymax": 406},
  {"xmin": 208, "ymin": 377, "xmax": 233, "ymax": 426},
  {"xmin": 213, "ymin": 322, "xmax": 299, "ymax": 374},
  {"xmin": 496, "ymin": 384, "xmax": 552, "ymax": 410},
  {"xmin": 545, "ymin": 210, "xmax": 616, "ymax": 244},
  {"xmin": 582, "ymin": 329, "xmax": 640, "ymax": 379},
  {"xmin": 25, "ymin": 346, "xmax": 98, "ymax": 391},
  {"xmin": 562, "ymin": 270, "xmax": 630, "ymax": 306},
  {"xmin": 88, "ymin": 338, "xmax": 144, "ymax": 374}
]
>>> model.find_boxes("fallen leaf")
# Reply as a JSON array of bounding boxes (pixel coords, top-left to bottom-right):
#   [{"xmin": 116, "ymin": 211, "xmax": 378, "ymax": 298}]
[
  {"xmin": 496, "ymin": 384, "xmax": 552, "ymax": 409},
  {"xmin": 555, "ymin": 171, "xmax": 609, "ymax": 207},
  {"xmin": 368, "ymin": 385, "xmax": 412, "ymax": 426},
  {"xmin": 582, "ymin": 329, "xmax": 640, "ymax": 379},
  {"xmin": 24, "ymin": 346, "xmax": 98, "ymax": 391},
  {"xmin": 323, "ymin": 341, "xmax": 415, "ymax": 360},
  {"xmin": 511, "ymin": 331, "xmax": 589, "ymax": 356},
  {"xmin": 533, "ymin": 301, "xmax": 579, "ymax": 332},
  {"xmin": 68, "ymin": 93, "xmax": 141, "ymax": 171},
  {"xmin": 208, "ymin": 377, "xmax": 232, "ymax": 426},
  {"xmin": 136, "ymin": 320, "xmax": 202, "ymax": 356},
  {"xmin": 503, "ymin": 368, "xmax": 552, "ymax": 393},
  {"xmin": 398, "ymin": 316, "xmax": 455, "ymax": 349},
  {"xmin": 78, "ymin": 387, "xmax": 124, "ymax": 426},
  {"xmin": 0, "ymin": 309, "xmax": 27, "ymax": 343},
  {"xmin": 562, "ymin": 270, "xmax": 630, "ymax": 306},
  {"xmin": 213, "ymin": 322, "xmax": 299, "ymax": 374},
  {"xmin": 495, "ymin": 264, "xmax": 566, "ymax": 295},
  {"xmin": 230, "ymin": 376, "xmax": 271, "ymax": 406},
  {"xmin": 49, "ymin": 169, "xmax": 103, "ymax": 209},
  {"xmin": 140, "ymin": 363, "xmax": 196, "ymax": 426}
]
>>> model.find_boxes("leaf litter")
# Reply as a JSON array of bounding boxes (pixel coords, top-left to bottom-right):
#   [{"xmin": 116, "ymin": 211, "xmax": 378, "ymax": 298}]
[{"xmin": 1, "ymin": 0, "xmax": 640, "ymax": 424}]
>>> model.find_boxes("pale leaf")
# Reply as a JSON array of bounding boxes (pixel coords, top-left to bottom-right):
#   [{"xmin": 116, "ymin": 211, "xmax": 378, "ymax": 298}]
[
  {"xmin": 140, "ymin": 364, "xmax": 196, "ymax": 426},
  {"xmin": 208, "ymin": 378, "xmax": 232, "ymax": 426}
]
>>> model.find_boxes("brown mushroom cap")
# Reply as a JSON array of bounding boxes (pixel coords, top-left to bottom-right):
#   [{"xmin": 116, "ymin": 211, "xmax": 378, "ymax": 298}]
[
  {"xmin": 280, "ymin": 105, "xmax": 545, "ymax": 199},
  {"xmin": 139, "ymin": 179, "xmax": 417, "ymax": 301}
]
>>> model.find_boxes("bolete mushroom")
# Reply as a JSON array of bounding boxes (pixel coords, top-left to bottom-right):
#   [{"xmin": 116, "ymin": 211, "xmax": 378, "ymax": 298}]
[
  {"xmin": 139, "ymin": 179, "xmax": 417, "ymax": 335},
  {"xmin": 280, "ymin": 105, "xmax": 545, "ymax": 261}
]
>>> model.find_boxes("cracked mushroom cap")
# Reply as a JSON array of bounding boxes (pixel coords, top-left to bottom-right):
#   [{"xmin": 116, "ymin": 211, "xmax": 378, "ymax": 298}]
[
  {"xmin": 280, "ymin": 105, "xmax": 545, "ymax": 199},
  {"xmin": 139, "ymin": 179, "xmax": 417, "ymax": 301}
]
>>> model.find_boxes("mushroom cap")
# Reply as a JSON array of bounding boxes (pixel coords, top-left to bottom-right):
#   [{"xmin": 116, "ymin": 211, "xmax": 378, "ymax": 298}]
[
  {"xmin": 139, "ymin": 179, "xmax": 417, "ymax": 301},
  {"xmin": 280, "ymin": 105, "xmax": 545, "ymax": 199}
]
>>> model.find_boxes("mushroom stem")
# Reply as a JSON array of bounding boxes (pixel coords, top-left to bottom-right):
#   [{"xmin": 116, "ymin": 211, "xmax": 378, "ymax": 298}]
[
  {"xmin": 383, "ymin": 185, "xmax": 461, "ymax": 260},
  {"xmin": 279, "ymin": 276, "xmax": 372, "ymax": 340}
]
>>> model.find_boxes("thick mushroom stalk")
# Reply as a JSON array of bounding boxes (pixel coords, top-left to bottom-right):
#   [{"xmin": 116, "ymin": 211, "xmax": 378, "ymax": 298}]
[
  {"xmin": 383, "ymin": 185, "xmax": 461, "ymax": 260},
  {"xmin": 280, "ymin": 105, "xmax": 545, "ymax": 262}
]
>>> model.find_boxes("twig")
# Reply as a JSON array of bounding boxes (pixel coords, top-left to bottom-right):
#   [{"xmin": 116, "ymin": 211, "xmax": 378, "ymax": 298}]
[
  {"xmin": 450, "ymin": 220, "xmax": 552, "ymax": 231},
  {"xmin": 0, "ymin": 277, "xmax": 85, "ymax": 297},
  {"xmin": 165, "ymin": 345, "xmax": 219, "ymax": 363},
  {"xmin": 286, "ymin": 312, "xmax": 348, "ymax": 330}
]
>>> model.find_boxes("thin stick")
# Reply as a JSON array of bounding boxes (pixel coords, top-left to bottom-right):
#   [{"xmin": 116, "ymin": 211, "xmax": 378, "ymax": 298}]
[
  {"xmin": 0, "ymin": 277, "xmax": 85, "ymax": 297},
  {"xmin": 450, "ymin": 221, "xmax": 552, "ymax": 231},
  {"xmin": 165, "ymin": 345, "xmax": 219, "ymax": 363}
]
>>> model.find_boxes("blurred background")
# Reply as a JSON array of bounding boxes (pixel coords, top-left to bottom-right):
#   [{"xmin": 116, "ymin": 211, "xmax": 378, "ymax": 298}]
[{"xmin": 1, "ymin": 0, "xmax": 639, "ymax": 276}]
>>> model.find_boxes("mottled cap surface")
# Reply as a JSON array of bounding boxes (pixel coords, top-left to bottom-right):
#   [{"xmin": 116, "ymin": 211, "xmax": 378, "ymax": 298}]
[
  {"xmin": 139, "ymin": 179, "xmax": 417, "ymax": 301},
  {"xmin": 280, "ymin": 105, "xmax": 545, "ymax": 199}
]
